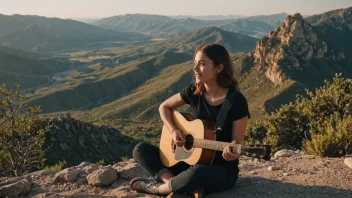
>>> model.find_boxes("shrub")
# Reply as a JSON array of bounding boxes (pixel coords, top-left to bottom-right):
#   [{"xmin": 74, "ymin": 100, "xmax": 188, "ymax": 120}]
[
  {"xmin": 250, "ymin": 73, "xmax": 352, "ymax": 157},
  {"xmin": 45, "ymin": 160, "xmax": 67, "ymax": 172},
  {"xmin": 95, "ymin": 159, "xmax": 105, "ymax": 166},
  {"xmin": 0, "ymin": 83, "xmax": 49, "ymax": 176},
  {"xmin": 303, "ymin": 114, "xmax": 352, "ymax": 157}
]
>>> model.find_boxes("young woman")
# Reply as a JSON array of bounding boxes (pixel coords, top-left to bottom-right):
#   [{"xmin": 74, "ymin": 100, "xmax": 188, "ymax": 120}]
[{"xmin": 130, "ymin": 43, "xmax": 250, "ymax": 197}]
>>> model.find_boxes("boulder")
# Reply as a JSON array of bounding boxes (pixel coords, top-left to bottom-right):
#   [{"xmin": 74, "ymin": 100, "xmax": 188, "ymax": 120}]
[{"xmin": 87, "ymin": 167, "xmax": 118, "ymax": 187}]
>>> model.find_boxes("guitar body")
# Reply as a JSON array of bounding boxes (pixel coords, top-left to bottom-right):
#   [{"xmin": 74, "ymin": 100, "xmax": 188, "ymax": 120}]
[{"xmin": 159, "ymin": 111, "xmax": 218, "ymax": 167}]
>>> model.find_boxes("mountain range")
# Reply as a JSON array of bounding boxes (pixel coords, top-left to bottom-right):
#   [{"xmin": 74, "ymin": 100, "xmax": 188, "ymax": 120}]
[
  {"xmin": 0, "ymin": 14, "xmax": 148, "ymax": 53},
  {"xmin": 0, "ymin": 7, "xmax": 352, "ymax": 144},
  {"xmin": 93, "ymin": 13, "xmax": 288, "ymax": 38}
]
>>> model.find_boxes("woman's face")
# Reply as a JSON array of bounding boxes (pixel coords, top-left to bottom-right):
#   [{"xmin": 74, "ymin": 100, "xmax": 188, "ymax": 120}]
[{"xmin": 193, "ymin": 51, "xmax": 218, "ymax": 84}]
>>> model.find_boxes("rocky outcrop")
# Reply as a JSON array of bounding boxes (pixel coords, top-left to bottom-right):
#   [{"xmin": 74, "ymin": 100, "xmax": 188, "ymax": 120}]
[
  {"xmin": 43, "ymin": 115, "xmax": 138, "ymax": 167},
  {"xmin": 249, "ymin": 13, "xmax": 346, "ymax": 85}
]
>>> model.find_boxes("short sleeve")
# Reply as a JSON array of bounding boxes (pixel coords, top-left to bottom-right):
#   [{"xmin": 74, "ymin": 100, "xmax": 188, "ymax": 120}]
[
  {"xmin": 229, "ymin": 92, "xmax": 251, "ymax": 121},
  {"xmin": 180, "ymin": 84, "xmax": 195, "ymax": 105}
]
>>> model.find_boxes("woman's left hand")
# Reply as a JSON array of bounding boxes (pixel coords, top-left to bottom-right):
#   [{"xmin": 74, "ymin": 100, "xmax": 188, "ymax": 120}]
[{"xmin": 222, "ymin": 140, "xmax": 240, "ymax": 161}]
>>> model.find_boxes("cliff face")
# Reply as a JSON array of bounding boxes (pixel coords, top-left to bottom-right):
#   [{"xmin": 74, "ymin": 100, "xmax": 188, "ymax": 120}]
[{"xmin": 248, "ymin": 13, "xmax": 347, "ymax": 85}]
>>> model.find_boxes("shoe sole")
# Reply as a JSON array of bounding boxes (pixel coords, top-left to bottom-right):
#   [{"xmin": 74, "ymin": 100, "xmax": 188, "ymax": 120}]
[{"xmin": 130, "ymin": 177, "xmax": 155, "ymax": 189}]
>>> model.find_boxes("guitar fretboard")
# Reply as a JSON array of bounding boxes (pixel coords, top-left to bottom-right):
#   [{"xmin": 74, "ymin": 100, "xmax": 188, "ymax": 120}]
[{"xmin": 193, "ymin": 139, "xmax": 242, "ymax": 154}]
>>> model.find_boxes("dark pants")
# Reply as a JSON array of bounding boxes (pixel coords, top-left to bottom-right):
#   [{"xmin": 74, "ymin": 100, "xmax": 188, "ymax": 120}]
[{"xmin": 133, "ymin": 142, "xmax": 239, "ymax": 194}]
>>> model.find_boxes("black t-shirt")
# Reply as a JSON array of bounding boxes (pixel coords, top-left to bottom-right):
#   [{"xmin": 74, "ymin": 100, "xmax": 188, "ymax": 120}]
[{"xmin": 180, "ymin": 83, "xmax": 250, "ymax": 171}]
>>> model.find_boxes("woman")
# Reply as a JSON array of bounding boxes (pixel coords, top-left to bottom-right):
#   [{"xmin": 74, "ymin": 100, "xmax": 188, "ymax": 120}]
[{"xmin": 130, "ymin": 43, "xmax": 250, "ymax": 197}]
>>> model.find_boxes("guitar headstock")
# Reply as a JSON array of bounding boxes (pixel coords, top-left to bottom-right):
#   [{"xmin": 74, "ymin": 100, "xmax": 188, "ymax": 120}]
[{"xmin": 240, "ymin": 144, "xmax": 272, "ymax": 161}]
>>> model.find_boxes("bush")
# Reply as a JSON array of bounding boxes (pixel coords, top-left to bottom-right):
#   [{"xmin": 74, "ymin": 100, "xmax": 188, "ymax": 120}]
[
  {"xmin": 264, "ymin": 102, "xmax": 309, "ymax": 152},
  {"xmin": 245, "ymin": 121, "xmax": 268, "ymax": 144},
  {"xmin": 45, "ymin": 160, "xmax": 67, "ymax": 172},
  {"xmin": 95, "ymin": 159, "xmax": 105, "ymax": 166},
  {"xmin": 120, "ymin": 156, "xmax": 129, "ymax": 162},
  {"xmin": 248, "ymin": 73, "xmax": 352, "ymax": 157},
  {"xmin": 303, "ymin": 114, "xmax": 352, "ymax": 157},
  {"xmin": 0, "ymin": 83, "xmax": 49, "ymax": 176}
]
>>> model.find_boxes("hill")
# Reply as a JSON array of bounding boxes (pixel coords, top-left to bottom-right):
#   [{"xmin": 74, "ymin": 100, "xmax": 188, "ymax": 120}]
[
  {"xmin": 0, "ymin": 46, "xmax": 74, "ymax": 90},
  {"xmin": 0, "ymin": 14, "xmax": 147, "ymax": 52},
  {"xmin": 26, "ymin": 51, "xmax": 193, "ymax": 113},
  {"xmin": 94, "ymin": 13, "xmax": 287, "ymax": 39},
  {"xmin": 94, "ymin": 14, "xmax": 236, "ymax": 37},
  {"xmin": 169, "ymin": 27, "xmax": 258, "ymax": 52},
  {"xmin": 219, "ymin": 18, "xmax": 276, "ymax": 38}
]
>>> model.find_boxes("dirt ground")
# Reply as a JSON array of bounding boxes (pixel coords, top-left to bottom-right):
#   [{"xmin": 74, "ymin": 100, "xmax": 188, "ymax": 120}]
[{"xmin": 206, "ymin": 151, "xmax": 352, "ymax": 198}]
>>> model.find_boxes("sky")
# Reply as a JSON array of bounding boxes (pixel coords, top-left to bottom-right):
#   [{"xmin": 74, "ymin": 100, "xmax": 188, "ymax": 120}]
[{"xmin": 0, "ymin": 0, "xmax": 351, "ymax": 19}]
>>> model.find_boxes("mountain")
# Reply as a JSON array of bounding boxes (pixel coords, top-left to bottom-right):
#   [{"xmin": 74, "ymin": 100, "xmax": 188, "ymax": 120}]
[
  {"xmin": 237, "ymin": 11, "xmax": 352, "ymax": 114},
  {"xmin": 0, "ymin": 14, "xmax": 148, "ymax": 52},
  {"xmin": 93, "ymin": 14, "xmax": 235, "ymax": 37},
  {"xmin": 169, "ymin": 27, "xmax": 258, "ymax": 52},
  {"xmin": 219, "ymin": 18, "xmax": 276, "ymax": 38},
  {"xmin": 0, "ymin": 46, "xmax": 74, "ymax": 90},
  {"xmin": 169, "ymin": 15, "xmax": 246, "ymax": 20},
  {"xmin": 26, "ymin": 51, "xmax": 193, "ymax": 113},
  {"xmin": 305, "ymin": 7, "xmax": 352, "ymax": 58},
  {"xmin": 94, "ymin": 13, "xmax": 287, "ymax": 39},
  {"xmin": 246, "ymin": 12, "xmax": 289, "ymax": 27}
]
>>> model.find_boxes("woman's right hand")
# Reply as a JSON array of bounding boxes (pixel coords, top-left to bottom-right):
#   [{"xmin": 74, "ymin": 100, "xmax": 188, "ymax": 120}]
[{"xmin": 172, "ymin": 129, "xmax": 186, "ymax": 147}]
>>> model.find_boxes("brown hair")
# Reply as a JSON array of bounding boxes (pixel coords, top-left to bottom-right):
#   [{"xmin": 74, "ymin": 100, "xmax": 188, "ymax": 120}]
[{"xmin": 193, "ymin": 43, "xmax": 239, "ymax": 95}]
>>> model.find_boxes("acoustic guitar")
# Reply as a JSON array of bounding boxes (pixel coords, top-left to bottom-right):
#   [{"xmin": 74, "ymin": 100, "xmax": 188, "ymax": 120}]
[{"xmin": 159, "ymin": 111, "xmax": 271, "ymax": 167}]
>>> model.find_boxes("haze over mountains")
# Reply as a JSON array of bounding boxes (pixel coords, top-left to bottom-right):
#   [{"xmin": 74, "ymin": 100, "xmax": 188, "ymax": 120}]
[
  {"xmin": 1, "ymin": 7, "xmax": 352, "ymax": 143},
  {"xmin": 0, "ymin": 14, "xmax": 148, "ymax": 53},
  {"xmin": 93, "ymin": 13, "xmax": 288, "ymax": 38}
]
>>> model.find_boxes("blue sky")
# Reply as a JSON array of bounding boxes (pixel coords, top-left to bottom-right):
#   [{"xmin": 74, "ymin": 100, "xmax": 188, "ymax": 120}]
[{"xmin": 0, "ymin": 0, "xmax": 351, "ymax": 19}]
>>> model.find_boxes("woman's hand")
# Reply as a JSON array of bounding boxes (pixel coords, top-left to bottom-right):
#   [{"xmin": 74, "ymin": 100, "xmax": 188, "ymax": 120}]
[
  {"xmin": 172, "ymin": 129, "xmax": 186, "ymax": 147},
  {"xmin": 222, "ymin": 140, "xmax": 240, "ymax": 161}
]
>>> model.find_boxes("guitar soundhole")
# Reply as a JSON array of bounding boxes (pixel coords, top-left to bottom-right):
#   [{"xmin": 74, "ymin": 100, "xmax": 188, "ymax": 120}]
[{"xmin": 183, "ymin": 134, "xmax": 194, "ymax": 151}]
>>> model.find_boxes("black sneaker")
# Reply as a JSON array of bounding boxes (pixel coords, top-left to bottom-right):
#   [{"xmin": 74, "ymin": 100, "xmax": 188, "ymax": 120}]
[{"xmin": 130, "ymin": 177, "xmax": 163, "ymax": 196}]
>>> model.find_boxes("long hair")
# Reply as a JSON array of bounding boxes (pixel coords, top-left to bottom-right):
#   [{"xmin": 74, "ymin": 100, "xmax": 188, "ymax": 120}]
[{"xmin": 193, "ymin": 43, "xmax": 239, "ymax": 95}]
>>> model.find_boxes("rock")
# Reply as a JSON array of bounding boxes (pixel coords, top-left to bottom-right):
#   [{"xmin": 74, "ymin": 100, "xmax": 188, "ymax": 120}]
[
  {"xmin": 0, "ymin": 175, "xmax": 33, "ymax": 186},
  {"xmin": 52, "ymin": 168, "xmax": 79, "ymax": 183},
  {"xmin": 32, "ymin": 192, "xmax": 58, "ymax": 198},
  {"xmin": 29, "ymin": 169, "xmax": 57, "ymax": 178},
  {"xmin": 76, "ymin": 177, "xmax": 87, "ymax": 185},
  {"xmin": 250, "ymin": 171, "xmax": 257, "ymax": 175},
  {"xmin": 114, "ymin": 162, "xmax": 149, "ymax": 180},
  {"xmin": 65, "ymin": 122, "xmax": 70, "ymax": 130},
  {"xmin": 83, "ymin": 164, "xmax": 99, "ymax": 174},
  {"xmin": 344, "ymin": 158, "xmax": 352, "ymax": 169},
  {"xmin": 268, "ymin": 166, "xmax": 280, "ymax": 171},
  {"xmin": 283, "ymin": 173, "xmax": 290, "ymax": 176},
  {"xmin": 0, "ymin": 178, "xmax": 31, "ymax": 197},
  {"xmin": 87, "ymin": 167, "xmax": 118, "ymax": 186},
  {"xmin": 274, "ymin": 149, "xmax": 293, "ymax": 158},
  {"xmin": 78, "ymin": 162, "xmax": 93, "ymax": 168}
]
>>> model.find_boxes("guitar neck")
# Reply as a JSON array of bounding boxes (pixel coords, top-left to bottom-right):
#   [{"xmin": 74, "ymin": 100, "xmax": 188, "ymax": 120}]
[
  {"xmin": 193, "ymin": 138, "xmax": 271, "ymax": 160},
  {"xmin": 193, "ymin": 138, "xmax": 242, "ymax": 153}
]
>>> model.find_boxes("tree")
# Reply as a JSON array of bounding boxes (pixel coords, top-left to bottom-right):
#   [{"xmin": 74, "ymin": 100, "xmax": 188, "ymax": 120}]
[{"xmin": 0, "ymin": 83, "xmax": 49, "ymax": 176}]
